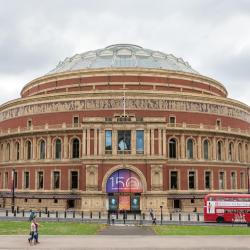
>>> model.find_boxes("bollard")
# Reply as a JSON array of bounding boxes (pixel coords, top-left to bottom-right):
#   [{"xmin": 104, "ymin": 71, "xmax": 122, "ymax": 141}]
[
  {"xmin": 56, "ymin": 211, "xmax": 58, "ymax": 218},
  {"xmin": 73, "ymin": 211, "xmax": 75, "ymax": 218},
  {"xmin": 64, "ymin": 211, "xmax": 67, "ymax": 218},
  {"xmin": 81, "ymin": 211, "xmax": 84, "ymax": 220},
  {"xmin": 99, "ymin": 211, "xmax": 101, "ymax": 219},
  {"xmin": 143, "ymin": 213, "xmax": 145, "ymax": 220},
  {"xmin": 197, "ymin": 213, "xmax": 200, "ymax": 222},
  {"xmin": 14, "ymin": 210, "xmax": 16, "ymax": 217},
  {"xmin": 170, "ymin": 213, "xmax": 172, "ymax": 221},
  {"xmin": 116, "ymin": 212, "xmax": 118, "ymax": 220},
  {"xmin": 47, "ymin": 211, "xmax": 50, "ymax": 218},
  {"xmin": 39, "ymin": 210, "xmax": 41, "ymax": 217},
  {"xmin": 188, "ymin": 214, "xmax": 191, "ymax": 221},
  {"xmin": 90, "ymin": 211, "xmax": 92, "ymax": 219},
  {"xmin": 179, "ymin": 213, "xmax": 181, "ymax": 222},
  {"xmin": 22, "ymin": 210, "xmax": 25, "ymax": 217},
  {"xmin": 134, "ymin": 213, "xmax": 136, "ymax": 220},
  {"xmin": 6, "ymin": 210, "xmax": 8, "ymax": 216}
]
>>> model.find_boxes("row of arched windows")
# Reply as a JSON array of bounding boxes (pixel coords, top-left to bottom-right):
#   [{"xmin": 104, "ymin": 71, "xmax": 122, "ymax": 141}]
[
  {"xmin": 0, "ymin": 136, "xmax": 249, "ymax": 162},
  {"xmin": 168, "ymin": 138, "xmax": 248, "ymax": 162},
  {"xmin": 0, "ymin": 138, "xmax": 80, "ymax": 161}
]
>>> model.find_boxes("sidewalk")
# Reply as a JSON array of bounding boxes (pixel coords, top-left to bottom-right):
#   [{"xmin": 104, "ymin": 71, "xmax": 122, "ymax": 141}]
[{"xmin": 0, "ymin": 235, "xmax": 250, "ymax": 249}]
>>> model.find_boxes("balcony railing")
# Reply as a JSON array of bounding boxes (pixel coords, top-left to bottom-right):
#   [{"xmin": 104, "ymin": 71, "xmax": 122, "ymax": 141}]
[{"xmin": 0, "ymin": 122, "xmax": 249, "ymax": 137}]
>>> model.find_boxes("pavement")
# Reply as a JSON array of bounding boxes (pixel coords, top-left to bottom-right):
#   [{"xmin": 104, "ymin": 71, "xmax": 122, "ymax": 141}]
[{"xmin": 1, "ymin": 235, "xmax": 250, "ymax": 249}]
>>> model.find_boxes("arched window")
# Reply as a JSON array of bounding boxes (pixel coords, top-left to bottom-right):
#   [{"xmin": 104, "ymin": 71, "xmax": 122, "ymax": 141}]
[
  {"xmin": 55, "ymin": 139, "xmax": 62, "ymax": 159},
  {"xmin": 228, "ymin": 142, "xmax": 233, "ymax": 161},
  {"xmin": 238, "ymin": 143, "xmax": 242, "ymax": 162},
  {"xmin": 203, "ymin": 140, "xmax": 209, "ymax": 160},
  {"xmin": 26, "ymin": 141, "xmax": 32, "ymax": 160},
  {"xmin": 187, "ymin": 139, "xmax": 194, "ymax": 159},
  {"xmin": 169, "ymin": 138, "xmax": 177, "ymax": 159},
  {"xmin": 72, "ymin": 138, "xmax": 80, "ymax": 158},
  {"xmin": 217, "ymin": 141, "xmax": 223, "ymax": 160},
  {"xmin": 6, "ymin": 143, "xmax": 10, "ymax": 161},
  {"xmin": 15, "ymin": 142, "xmax": 20, "ymax": 160},
  {"xmin": 39, "ymin": 140, "xmax": 46, "ymax": 160}
]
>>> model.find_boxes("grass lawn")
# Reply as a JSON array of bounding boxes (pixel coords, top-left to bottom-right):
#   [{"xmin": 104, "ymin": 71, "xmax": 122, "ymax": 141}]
[
  {"xmin": 0, "ymin": 221, "xmax": 105, "ymax": 235},
  {"xmin": 154, "ymin": 225, "xmax": 250, "ymax": 235}
]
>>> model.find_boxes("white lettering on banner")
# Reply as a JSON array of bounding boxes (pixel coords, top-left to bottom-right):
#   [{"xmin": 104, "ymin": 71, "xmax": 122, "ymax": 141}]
[{"xmin": 216, "ymin": 201, "xmax": 250, "ymax": 207}]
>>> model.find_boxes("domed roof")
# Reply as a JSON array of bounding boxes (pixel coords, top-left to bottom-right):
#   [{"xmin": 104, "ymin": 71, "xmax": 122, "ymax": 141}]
[{"xmin": 47, "ymin": 44, "xmax": 199, "ymax": 75}]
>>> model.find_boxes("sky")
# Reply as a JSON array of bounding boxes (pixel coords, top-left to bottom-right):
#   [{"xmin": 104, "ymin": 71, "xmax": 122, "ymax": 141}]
[{"xmin": 0, "ymin": 0, "xmax": 250, "ymax": 106}]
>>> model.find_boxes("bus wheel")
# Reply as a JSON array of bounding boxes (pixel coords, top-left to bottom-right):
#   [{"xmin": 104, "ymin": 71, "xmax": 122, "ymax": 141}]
[{"xmin": 216, "ymin": 216, "xmax": 224, "ymax": 223}]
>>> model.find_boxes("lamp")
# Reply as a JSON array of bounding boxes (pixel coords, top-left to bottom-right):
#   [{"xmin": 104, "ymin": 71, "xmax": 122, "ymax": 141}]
[{"xmin": 160, "ymin": 205, "xmax": 163, "ymax": 225}]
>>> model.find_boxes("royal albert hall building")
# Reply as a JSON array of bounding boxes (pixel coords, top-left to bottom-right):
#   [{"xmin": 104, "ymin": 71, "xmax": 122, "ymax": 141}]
[{"xmin": 0, "ymin": 44, "xmax": 250, "ymax": 214}]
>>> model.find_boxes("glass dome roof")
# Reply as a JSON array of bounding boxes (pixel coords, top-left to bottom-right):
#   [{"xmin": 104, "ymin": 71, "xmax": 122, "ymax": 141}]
[{"xmin": 47, "ymin": 44, "xmax": 199, "ymax": 75}]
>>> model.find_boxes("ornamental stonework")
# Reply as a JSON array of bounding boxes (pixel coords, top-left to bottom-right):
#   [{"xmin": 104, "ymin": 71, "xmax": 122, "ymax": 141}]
[{"xmin": 0, "ymin": 98, "xmax": 249, "ymax": 122}]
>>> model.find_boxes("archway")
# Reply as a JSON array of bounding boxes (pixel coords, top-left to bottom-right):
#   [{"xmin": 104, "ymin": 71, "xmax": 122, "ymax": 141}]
[{"xmin": 104, "ymin": 167, "xmax": 145, "ymax": 212}]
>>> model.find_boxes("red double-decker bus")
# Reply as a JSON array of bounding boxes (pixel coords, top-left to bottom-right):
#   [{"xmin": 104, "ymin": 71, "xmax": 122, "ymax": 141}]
[{"xmin": 204, "ymin": 194, "xmax": 250, "ymax": 223}]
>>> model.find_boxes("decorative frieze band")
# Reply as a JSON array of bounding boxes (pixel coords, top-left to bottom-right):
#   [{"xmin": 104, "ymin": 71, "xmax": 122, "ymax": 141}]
[{"xmin": 0, "ymin": 98, "xmax": 249, "ymax": 122}]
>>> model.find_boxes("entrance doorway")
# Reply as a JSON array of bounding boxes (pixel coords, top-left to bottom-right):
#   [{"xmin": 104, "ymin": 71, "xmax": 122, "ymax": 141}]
[
  {"xmin": 67, "ymin": 199, "xmax": 75, "ymax": 209},
  {"xmin": 106, "ymin": 169, "xmax": 143, "ymax": 213}
]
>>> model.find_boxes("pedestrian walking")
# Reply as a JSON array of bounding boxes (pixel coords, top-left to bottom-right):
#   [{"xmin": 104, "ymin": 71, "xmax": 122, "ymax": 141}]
[
  {"xmin": 28, "ymin": 219, "xmax": 36, "ymax": 245},
  {"xmin": 34, "ymin": 218, "xmax": 40, "ymax": 244}
]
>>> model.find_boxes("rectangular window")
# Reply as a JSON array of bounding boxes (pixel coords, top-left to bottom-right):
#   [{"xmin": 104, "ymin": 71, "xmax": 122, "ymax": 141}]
[
  {"xmin": 117, "ymin": 130, "xmax": 131, "ymax": 153},
  {"xmin": 53, "ymin": 171, "xmax": 60, "ymax": 189},
  {"xmin": 231, "ymin": 172, "xmax": 236, "ymax": 189},
  {"xmin": 24, "ymin": 172, "xmax": 29, "ymax": 189},
  {"xmin": 170, "ymin": 171, "xmax": 178, "ymax": 189},
  {"xmin": 188, "ymin": 171, "xmax": 195, "ymax": 189},
  {"xmin": 71, "ymin": 171, "xmax": 78, "ymax": 189},
  {"xmin": 240, "ymin": 172, "xmax": 244, "ymax": 189},
  {"xmin": 205, "ymin": 171, "xmax": 211, "ymax": 189},
  {"xmin": 105, "ymin": 130, "xmax": 112, "ymax": 153},
  {"xmin": 173, "ymin": 199, "xmax": 181, "ymax": 209},
  {"xmin": 73, "ymin": 116, "xmax": 79, "ymax": 127},
  {"xmin": 216, "ymin": 119, "xmax": 221, "ymax": 127},
  {"xmin": 37, "ymin": 171, "xmax": 44, "ymax": 189},
  {"xmin": 27, "ymin": 119, "xmax": 32, "ymax": 128},
  {"xmin": 219, "ymin": 172, "xmax": 225, "ymax": 189},
  {"xmin": 4, "ymin": 172, "xmax": 8, "ymax": 189},
  {"xmin": 169, "ymin": 116, "xmax": 176, "ymax": 124},
  {"xmin": 136, "ymin": 130, "xmax": 144, "ymax": 154}
]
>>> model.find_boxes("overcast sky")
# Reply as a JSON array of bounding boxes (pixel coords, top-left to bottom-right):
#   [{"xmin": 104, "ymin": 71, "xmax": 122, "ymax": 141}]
[{"xmin": 0, "ymin": 0, "xmax": 250, "ymax": 106}]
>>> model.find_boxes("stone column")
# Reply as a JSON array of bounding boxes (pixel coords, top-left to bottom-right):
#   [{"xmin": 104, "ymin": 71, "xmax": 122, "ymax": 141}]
[
  {"xmin": 151, "ymin": 129, "xmax": 154, "ymax": 155},
  {"xmin": 94, "ymin": 129, "xmax": 98, "ymax": 155},
  {"xmin": 131, "ymin": 129, "xmax": 136, "ymax": 155},
  {"xmin": 20, "ymin": 137, "xmax": 24, "ymax": 160},
  {"xmin": 112, "ymin": 130, "xmax": 117, "ymax": 155},
  {"xmin": 47, "ymin": 135, "xmax": 51, "ymax": 159},
  {"xmin": 98, "ymin": 129, "xmax": 103, "ymax": 155},
  {"xmin": 145, "ymin": 129, "xmax": 150, "ymax": 155},
  {"xmin": 87, "ymin": 129, "xmax": 91, "ymax": 156},
  {"xmin": 180, "ymin": 134, "xmax": 185, "ymax": 159},
  {"xmin": 197, "ymin": 136, "xmax": 201, "ymax": 160},
  {"xmin": 32, "ymin": 137, "xmax": 37, "ymax": 160},
  {"xmin": 224, "ymin": 138, "xmax": 229, "ymax": 161},
  {"xmin": 162, "ymin": 129, "xmax": 166, "ymax": 156},
  {"xmin": 64, "ymin": 135, "xmax": 68, "ymax": 159},
  {"xmin": 82, "ymin": 129, "xmax": 86, "ymax": 156},
  {"xmin": 212, "ymin": 137, "xmax": 216, "ymax": 160},
  {"xmin": 158, "ymin": 129, "xmax": 162, "ymax": 156},
  {"xmin": 10, "ymin": 140, "xmax": 14, "ymax": 161}
]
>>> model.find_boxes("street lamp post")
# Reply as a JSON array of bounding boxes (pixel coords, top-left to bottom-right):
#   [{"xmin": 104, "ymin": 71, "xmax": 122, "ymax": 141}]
[
  {"xmin": 160, "ymin": 205, "xmax": 163, "ymax": 225},
  {"xmin": 11, "ymin": 168, "xmax": 16, "ymax": 213}
]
